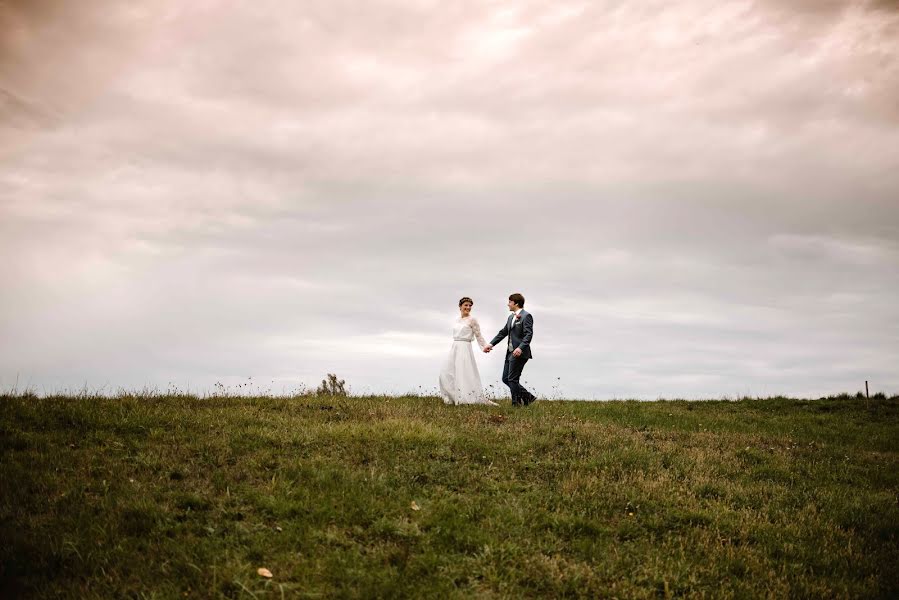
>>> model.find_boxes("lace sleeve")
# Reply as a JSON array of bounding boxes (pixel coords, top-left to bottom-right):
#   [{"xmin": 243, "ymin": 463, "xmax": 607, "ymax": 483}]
[{"xmin": 470, "ymin": 317, "xmax": 487, "ymax": 349}]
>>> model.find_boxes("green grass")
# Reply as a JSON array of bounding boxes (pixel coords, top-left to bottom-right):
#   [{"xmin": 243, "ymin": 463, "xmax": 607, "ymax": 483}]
[{"xmin": 1, "ymin": 393, "xmax": 897, "ymax": 598}]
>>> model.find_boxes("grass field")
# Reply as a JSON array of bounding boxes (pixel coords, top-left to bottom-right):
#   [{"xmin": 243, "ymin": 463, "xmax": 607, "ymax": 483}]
[{"xmin": 1, "ymin": 392, "xmax": 897, "ymax": 598}]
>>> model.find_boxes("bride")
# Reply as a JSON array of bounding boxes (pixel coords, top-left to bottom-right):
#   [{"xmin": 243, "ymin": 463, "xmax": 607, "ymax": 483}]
[{"xmin": 439, "ymin": 297, "xmax": 497, "ymax": 406}]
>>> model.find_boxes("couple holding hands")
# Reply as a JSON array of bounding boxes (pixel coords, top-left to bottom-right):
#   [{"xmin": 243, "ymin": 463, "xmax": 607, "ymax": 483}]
[{"xmin": 438, "ymin": 293, "xmax": 536, "ymax": 407}]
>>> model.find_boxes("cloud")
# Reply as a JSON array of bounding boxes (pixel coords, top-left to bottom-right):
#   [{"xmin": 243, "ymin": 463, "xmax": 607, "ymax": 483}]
[
  {"xmin": 1, "ymin": 0, "xmax": 897, "ymax": 398},
  {"xmin": 769, "ymin": 233, "xmax": 897, "ymax": 265}
]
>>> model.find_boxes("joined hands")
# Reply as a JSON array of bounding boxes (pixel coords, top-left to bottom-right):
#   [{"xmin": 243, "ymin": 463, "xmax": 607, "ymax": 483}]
[{"xmin": 482, "ymin": 344, "xmax": 522, "ymax": 357}]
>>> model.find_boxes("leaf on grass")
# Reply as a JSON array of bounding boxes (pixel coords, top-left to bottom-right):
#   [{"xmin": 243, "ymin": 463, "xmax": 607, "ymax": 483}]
[
  {"xmin": 257, "ymin": 567, "xmax": 273, "ymax": 578},
  {"xmin": 410, "ymin": 501, "xmax": 421, "ymax": 511}
]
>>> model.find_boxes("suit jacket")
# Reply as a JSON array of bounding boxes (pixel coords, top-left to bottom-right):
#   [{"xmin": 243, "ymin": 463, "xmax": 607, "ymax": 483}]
[{"xmin": 490, "ymin": 310, "xmax": 533, "ymax": 359}]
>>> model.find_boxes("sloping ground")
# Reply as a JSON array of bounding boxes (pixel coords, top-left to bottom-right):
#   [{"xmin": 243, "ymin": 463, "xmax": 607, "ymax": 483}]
[{"xmin": 1, "ymin": 394, "xmax": 897, "ymax": 598}]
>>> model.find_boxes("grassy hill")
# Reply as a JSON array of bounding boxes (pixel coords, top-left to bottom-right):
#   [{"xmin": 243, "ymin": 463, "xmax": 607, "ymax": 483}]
[{"xmin": 1, "ymin": 393, "xmax": 897, "ymax": 598}]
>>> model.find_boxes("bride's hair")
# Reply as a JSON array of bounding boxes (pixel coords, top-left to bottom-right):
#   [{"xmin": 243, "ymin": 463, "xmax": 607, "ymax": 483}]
[{"xmin": 458, "ymin": 297, "xmax": 474, "ymax": 307}]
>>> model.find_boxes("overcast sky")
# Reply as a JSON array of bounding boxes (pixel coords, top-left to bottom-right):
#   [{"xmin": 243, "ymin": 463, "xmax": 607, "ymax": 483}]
[{"xmin": 2, "ymin": 0, "xmax": 897, "ymax": 399}]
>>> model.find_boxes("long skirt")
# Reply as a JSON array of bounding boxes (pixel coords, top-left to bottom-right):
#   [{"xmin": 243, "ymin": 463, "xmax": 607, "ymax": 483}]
[{"xmin": 438, "ymin": 341, "xmax": 495, "ymax": 405}]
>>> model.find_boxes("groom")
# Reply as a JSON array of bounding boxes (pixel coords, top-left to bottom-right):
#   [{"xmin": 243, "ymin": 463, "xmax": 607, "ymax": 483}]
[{"xmin": 484, "ymin": 293, "xmax": 536, "ymax": 406}]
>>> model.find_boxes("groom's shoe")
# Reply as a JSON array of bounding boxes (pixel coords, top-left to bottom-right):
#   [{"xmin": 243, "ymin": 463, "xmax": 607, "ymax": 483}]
[{"xmin": 523, "ymin": 393, "xmax": 537, "ymax": 406}]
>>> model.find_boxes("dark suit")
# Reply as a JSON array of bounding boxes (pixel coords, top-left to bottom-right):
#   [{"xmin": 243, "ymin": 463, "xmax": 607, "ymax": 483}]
[{"xmin": 490, "ymin": 310, "xmax": 535, "ymax": 406}]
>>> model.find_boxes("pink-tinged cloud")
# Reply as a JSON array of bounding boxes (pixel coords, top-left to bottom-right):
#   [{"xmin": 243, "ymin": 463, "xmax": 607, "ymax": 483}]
[{"xmin": 1, "ymin": 1, "xmax": 897, "ymax": 397}]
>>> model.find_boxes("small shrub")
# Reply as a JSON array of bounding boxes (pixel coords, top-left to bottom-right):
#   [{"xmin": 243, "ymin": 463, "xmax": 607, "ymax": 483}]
[{"xmin": 317, "ymin": 373, "xmax": 347, "ymax": 397}]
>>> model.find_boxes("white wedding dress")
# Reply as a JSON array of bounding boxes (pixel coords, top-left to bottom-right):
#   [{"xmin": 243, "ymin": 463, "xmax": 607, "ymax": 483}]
[{"xmin": 439, "ymin": 316, "xmax": 497, "ymax": 405}]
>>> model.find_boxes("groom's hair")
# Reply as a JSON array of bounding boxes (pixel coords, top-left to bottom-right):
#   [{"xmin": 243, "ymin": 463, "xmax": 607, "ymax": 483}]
[{"xmin": 509, "ymin": 293, "xmax": 525, "ymax": 308}]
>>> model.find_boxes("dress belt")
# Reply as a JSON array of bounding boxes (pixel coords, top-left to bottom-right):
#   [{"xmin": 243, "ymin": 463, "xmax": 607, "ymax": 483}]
[{"xmin": 453, "ymin": 338, "xmax": 472, "ymax": 342}]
